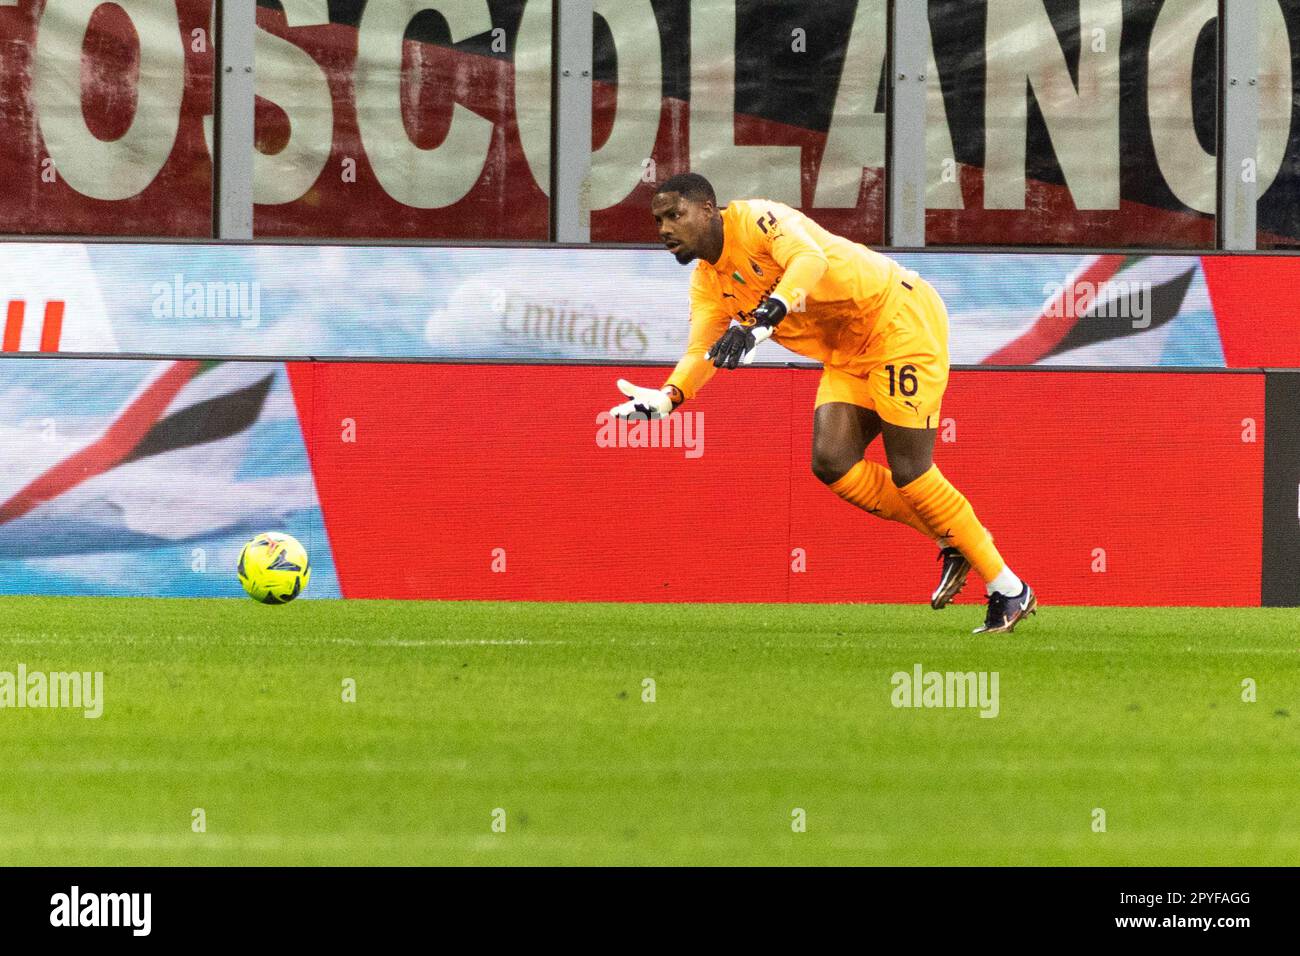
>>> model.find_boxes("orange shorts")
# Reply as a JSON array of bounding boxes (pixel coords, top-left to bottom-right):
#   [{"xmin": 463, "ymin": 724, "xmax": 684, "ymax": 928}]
[{"xmin": 814, "ymin": 275, "xmax": 950, "ymax": 429}]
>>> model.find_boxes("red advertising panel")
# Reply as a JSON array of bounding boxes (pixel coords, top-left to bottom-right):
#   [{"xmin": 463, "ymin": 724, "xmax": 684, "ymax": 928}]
[
  {"xmin": 290, "ymin": 363, "xmax": 1263, "ymax": 606},
  {"xmin": 1202, "ymin": 255, "xmax": 1300, "ymax": 368}
]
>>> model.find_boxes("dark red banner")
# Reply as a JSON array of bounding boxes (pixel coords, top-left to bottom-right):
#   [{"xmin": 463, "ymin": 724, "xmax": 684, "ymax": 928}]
[{"xmin": 7, "ymin": 1, "xmax": 1300, "ymax": 245}]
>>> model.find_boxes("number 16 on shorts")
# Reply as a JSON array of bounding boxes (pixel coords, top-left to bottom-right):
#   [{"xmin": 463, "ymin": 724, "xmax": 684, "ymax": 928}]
[
  {"xmin": 875, "ymin": 360, "xmax": 943, "ymax": 429},
  {"xmin": 885, "ymin": 364, "xmax": 918, "ymax": 397}
]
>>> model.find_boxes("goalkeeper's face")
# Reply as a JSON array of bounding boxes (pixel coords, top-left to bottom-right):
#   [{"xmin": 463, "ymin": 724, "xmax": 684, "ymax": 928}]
[{"xmin": 651, "ymin": 192, "xmax": 715, "ymax": 265}]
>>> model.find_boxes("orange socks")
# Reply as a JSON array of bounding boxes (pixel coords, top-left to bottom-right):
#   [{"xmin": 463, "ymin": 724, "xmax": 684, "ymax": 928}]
[
  {"xmin": 896, "ymin": 465, "xmax": 1006, "ymax": 582},
  {"xmin": 830, "ymin": 460, "xmax": 1014, "ymax": 591},
  {"xmin": 828, "ymin": 461, "xmax": 935, "ymax": 540}
]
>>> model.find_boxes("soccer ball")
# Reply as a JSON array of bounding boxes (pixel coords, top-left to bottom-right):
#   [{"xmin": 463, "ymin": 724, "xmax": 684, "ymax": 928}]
[{"xmin": 237, "ymin": 531, "xmax": 311, "ymax": 604}]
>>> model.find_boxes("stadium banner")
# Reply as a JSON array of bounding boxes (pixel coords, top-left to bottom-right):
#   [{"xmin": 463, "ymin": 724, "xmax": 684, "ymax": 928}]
[
  {"xmin": 0, "ymin": 357, "xmax": 339, "ymax": 598},
  {"xmin": 0, "ymin": 0, "xmax": 214, "ymax": 236},
  {"xmin": 6, "ymin": 243, "xmax": 1300, "ymax": 367},
  {"xmin": 5, "ymin": 0, "xmax": 1300, "ymax": 245},
  {"xmin": 0, "ymin": 356, "xmax": 1265, "ymax": 604}
]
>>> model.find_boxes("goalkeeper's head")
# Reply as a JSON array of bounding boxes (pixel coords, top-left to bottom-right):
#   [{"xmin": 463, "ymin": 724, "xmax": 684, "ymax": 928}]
[{"xmin": 651, "ymin": 173, "xmax": 724, "ymax": 265}]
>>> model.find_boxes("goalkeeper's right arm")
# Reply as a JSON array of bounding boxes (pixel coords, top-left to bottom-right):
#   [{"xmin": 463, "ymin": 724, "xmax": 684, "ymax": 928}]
[{"xmin": 609, "ymin": 279, "xmax": 732, "ymax": 418}]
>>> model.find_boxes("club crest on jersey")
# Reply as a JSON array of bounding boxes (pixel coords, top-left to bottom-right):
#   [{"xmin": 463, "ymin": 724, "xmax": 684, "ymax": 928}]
[{"xmin": 749, "ymin": 260, "xmax": 763, "ymax": 276}]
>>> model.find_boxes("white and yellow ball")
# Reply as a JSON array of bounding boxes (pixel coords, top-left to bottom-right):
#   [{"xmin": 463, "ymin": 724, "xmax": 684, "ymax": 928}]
[{"xmin": 237, "ymin": 532, "xmax": 311, "ymax": 604}]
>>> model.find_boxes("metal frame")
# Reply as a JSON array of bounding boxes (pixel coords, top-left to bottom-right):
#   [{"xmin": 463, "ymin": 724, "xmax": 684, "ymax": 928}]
[
  {"xmin": 2, "ymin": 234, "xmax": 1292, "ymax": 256},
  {"xmin": 213, "ymin": 0, "xmax": 256, "ymax": 239},
  {"xmin": 552, "ymin": 0, "xmax": 594, "ymax": 243},
  {"xmin": 887, "ymin": 0, "xmax": 928, "ymax": 248},
  {"xmin": 1219, "ymin": 0, "xmax": 1260, "ymax": 250},
  {"xmin": 0, "ymin": 348, "xmax": 1263, "ymax": 375}
]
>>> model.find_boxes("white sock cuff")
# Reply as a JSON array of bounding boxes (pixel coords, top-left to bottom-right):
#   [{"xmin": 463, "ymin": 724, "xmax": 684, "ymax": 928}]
[{"xmin": 986, "ymin": 567, "xmax": 1023, "ymax": 596}]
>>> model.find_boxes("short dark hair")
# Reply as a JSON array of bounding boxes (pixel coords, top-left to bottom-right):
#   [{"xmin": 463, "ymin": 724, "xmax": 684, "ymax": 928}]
[{"xmin": 654, "ymin": 172, "xmax": 716, "ymax": 206}]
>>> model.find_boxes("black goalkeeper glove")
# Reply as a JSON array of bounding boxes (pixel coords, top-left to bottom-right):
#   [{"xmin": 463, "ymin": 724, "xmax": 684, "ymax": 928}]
[
  {"xmin": 707, "ymin": 325, "xmax": 757, "ymax": 369},
  {"xmin": 706, "ymin": 296, "xmax": 787, "ymax": 369}
]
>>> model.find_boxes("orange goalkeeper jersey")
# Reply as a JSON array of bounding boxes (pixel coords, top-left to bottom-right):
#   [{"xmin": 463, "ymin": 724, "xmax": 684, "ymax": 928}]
[{"xmin": 664, "ymin": 199, "xmax": 916, "ymax": 401}]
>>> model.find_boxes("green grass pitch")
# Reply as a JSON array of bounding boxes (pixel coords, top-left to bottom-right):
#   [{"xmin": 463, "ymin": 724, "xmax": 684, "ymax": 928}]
[{"xmin": 0, "ymin": 596, "xmax": 1297, "ymax": 866}]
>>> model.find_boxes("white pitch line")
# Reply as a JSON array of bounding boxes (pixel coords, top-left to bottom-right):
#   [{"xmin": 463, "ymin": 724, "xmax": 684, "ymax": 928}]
[{"xmin": 0, "ymin": 634, "xmax": 1296, "ymax": 655}]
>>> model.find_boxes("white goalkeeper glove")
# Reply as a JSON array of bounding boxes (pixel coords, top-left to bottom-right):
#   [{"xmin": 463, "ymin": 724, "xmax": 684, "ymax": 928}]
[{"xmin": 609, "ymin": 379, "xmax": 677, "ymax": 419}]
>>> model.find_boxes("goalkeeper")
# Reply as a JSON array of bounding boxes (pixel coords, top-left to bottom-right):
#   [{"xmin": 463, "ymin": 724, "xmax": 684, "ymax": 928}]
[{"xmin": 608, "ymin": 173, "xmax": 1036, "ymax": 635}]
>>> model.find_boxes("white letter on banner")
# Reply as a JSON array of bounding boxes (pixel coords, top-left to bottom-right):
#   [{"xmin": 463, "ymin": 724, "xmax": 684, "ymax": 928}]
[
  {"xmin": 1141, "ymin": 0, "xmax": 1285, "ymax": 215},
  {"xmin": 516, "ymin": 1, "xmax": 662, "ymax": 209},
  {"xmin": 1148, "ymin": 0, "xmax": 1215, "ymax": 213},
  {"xmin": 814, "ymin": 1, "xmax": 961, "ymax": 210},
  {"xmin": 812, "ymin": 0, "xmax": 885, "ymax": 207},
  {"xmin": 252, "ymin": 0, "xmax": 334, "ymax": 205},
  {"xmin": 355, "ymin": 0, "xmax": 493, "ymax": 208},
  {"xmin": 588, "ymin": 1, "xmax": 662, "ymax": 209},
  {"xmin": 32, "ymin": 0, "xmax": 185, "ymax": 200},
  {"xmin": 925, "ymin": 9, "xmax": 963, "ymax": 209},
  {"xmin": 983, "ymin": 0, "xmax": 1121, "ymax": 210},
  {"xmin": 1255, "ymin": 1, "xmax": 1291, "ymax": 198},
  {"xmin": 515, "ymin": 0, "xmax": 552, "ymax": 194},
  {"xmin": 689, "ymin": 1, "xmax": 800, "ymax": 205}
]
